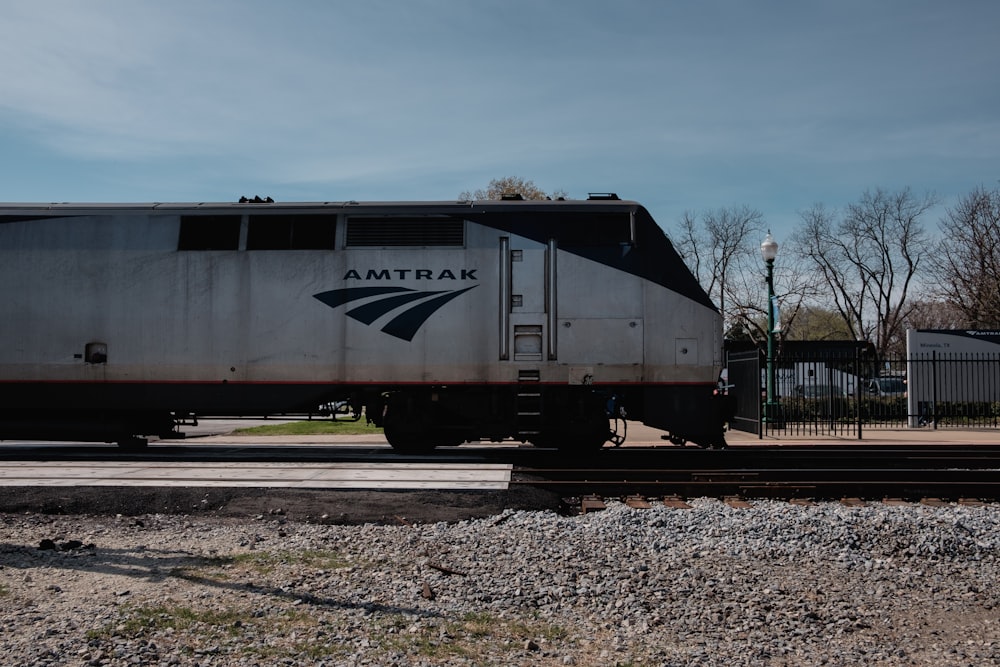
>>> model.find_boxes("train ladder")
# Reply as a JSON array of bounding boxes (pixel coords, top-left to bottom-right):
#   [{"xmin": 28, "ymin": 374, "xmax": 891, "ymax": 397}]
[{"xmin": 516, "ymin": 370, "xmax": 543, "ymax": 440}]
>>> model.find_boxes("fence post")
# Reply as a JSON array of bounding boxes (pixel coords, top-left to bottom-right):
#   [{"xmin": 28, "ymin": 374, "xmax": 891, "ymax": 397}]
[
  {"xmin": 759, "ymin": 348, "xmax": 765, "ymax": 440},
  {"xmin": 856, "ymin": 347, "xmax": 863, "ymax": 440},
  {"xmin": 932, "ymin": 350, "xmax": 938, "ymax": 430}
]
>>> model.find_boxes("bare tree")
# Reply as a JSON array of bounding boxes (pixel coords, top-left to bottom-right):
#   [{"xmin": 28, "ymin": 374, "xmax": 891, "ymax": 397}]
[
  {"xmin": 459, "ymin": 176, "xmax": 567, "ymax": 201},
  {"xmin": 673, "ymin": 211, "xmax": 705, "ymax": 288},
  {"xmin": 796, "ymin": 203, "xmax": 865, "ymax": 340},
  {"xmin": 675, "ymin": 206, "xmax": 820, "ymax": 347},
  {"xmin": 784, "ymin": 305, "xmax": 857, "ymax": 341},
  {"xmin": 902, "ymin": 299, "xmax": 967, "ymax": 330},
  {"xmin": 672, "ymin": 205, "xmax": 763, "ymax": 334},
  {"xmin": 929, "ymin": 184, "xmax": 1000, "ymax": 328},
  {"xmin": 794, "ymin": 188, "xmax": 935, "ymax": 357}
]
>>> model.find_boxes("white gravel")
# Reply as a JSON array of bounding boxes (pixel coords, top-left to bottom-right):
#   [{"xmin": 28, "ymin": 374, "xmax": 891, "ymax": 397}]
[{"xmin": 2, "ymin": 499, "xmax": 998, "ymax": 666}]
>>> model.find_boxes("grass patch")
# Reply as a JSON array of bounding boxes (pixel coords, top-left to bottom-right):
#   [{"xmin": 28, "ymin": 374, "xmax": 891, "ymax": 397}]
[
  {"xmin": 87, "ymin": 605, "xmax": 256, "ymax": 639},
  {"xmin": 86, "ymin": 605, "xmax": 338, "ymax": 660},
  {"xmin": 232, "ymin": 420, "xmax": 383, "ymax": 436},
  {"xmin": 227, "ymin": 549, "xmax": 351, "ymax": 573},
  {"xmin": 375, "ymin": 611, "xmax": 569, "ymax": 660},
  {"xmin": 91, "ymin": 604, "xmax": 578, "ymax": 663},
  {"xmin": 171, "ymin": 549, "xmax": 351, "ymax": 581}
]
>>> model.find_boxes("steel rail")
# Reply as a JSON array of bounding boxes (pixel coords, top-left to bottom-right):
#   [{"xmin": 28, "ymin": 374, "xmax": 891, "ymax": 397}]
[{"xmin": 513, "ymin": 466, "xmax": 1000, "ymax": 502}]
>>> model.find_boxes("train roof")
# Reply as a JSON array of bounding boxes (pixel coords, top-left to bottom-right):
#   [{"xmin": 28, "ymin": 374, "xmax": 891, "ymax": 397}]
[{"xmin": 0, "ymin": 197, "xmax": 642, "ymax": 215}]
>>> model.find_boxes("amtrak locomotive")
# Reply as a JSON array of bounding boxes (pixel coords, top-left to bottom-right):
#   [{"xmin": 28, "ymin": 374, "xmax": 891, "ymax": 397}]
[{"xmin": 0, "ymin": 195, "xmax": 725, "ymax": 451}]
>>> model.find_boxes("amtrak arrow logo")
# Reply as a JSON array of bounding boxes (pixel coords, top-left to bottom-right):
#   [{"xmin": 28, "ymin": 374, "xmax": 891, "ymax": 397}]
[{"xmin": 314, "ymin": 285, "xmax": 478, "ymax": 341}]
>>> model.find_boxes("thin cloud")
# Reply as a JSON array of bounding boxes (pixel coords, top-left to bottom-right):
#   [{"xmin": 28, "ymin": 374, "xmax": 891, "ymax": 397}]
[{"xmin": 0, "ymin": 0, "xmax": 997, "ymax": 239}]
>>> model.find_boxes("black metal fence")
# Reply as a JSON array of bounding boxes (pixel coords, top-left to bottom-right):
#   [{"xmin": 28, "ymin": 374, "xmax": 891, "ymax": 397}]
[
  {"xmin": 727, "ymin": 349, "xmax": 762, "ymax": 435},
  {"xmin": 727, "ymin": 348, "xmax": 1000, "ymax": 438}
]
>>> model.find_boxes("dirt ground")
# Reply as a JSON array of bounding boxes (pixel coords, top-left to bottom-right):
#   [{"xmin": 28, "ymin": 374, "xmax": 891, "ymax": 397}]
[{"xmin": 0, "ymin": 483, "xmax": 563, "ymax": 524}]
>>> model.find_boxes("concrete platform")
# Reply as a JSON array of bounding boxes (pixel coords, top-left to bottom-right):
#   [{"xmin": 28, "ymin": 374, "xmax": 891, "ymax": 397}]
[
  {"xmin": 721, "ymin": 426, "xmax": 1000, "ymax": 446},
  {"xmin": 0, "ymin": 461, "xmax": 513, "ymax": 490}
]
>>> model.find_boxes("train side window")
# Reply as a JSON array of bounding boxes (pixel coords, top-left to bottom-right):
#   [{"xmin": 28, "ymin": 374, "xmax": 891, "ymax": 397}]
[
  {"xmin": 177, "ymin": 215, "xmax": 241, "ymax": 250},
  {"xmin": 247, "ymin": 214, "xmax": 336, "ymax": 250}
]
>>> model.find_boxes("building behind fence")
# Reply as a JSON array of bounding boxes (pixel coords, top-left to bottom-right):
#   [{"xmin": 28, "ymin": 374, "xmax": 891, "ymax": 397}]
[
  {"xmin": 905, "ymin": 330, "xmax": 1000, "ymax": 429},
  {"xmin": 726, "ymin": 330, "xmax": 1000, "ymax": 438}
]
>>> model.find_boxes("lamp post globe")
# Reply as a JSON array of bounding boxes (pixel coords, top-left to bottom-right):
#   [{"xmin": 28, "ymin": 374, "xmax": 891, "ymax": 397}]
[{"xmin": 761, "ymin": 232, "xmax": 778, "ymax": 263}]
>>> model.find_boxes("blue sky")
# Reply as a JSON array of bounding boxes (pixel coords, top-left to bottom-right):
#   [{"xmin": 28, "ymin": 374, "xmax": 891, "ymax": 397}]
[{"xmin": 1, "ymin": 1, "xmax": 997, "ymax": 241}]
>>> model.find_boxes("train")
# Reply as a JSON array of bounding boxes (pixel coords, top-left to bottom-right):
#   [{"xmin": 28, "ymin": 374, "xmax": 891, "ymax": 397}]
[{"xmin": 0, "ymin": 195, "xmax": 726, "ymax": 452}]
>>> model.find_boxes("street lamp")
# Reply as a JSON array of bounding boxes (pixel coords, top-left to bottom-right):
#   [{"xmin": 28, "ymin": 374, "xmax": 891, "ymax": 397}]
[{"xmin": 760, "ymin": 232, "xmax": 779, "ymax": 429}]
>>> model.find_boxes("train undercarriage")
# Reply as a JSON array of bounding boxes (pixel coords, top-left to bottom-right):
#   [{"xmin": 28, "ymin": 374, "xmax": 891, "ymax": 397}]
[
  {"xmin": 371, "ymin": 386, "xmax": 617, "ymax": 453},
  {"xmin": 0, "ymin": 383, "xmax": 723, "ymax": 452}
]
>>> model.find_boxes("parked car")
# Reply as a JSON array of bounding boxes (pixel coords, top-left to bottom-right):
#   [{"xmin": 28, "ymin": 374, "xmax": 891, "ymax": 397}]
[
  {"xmin": 867, "ymin": 376, "xmax": 906, "ymax": 397},
  {"xmin": 793, "ymin": 384, "xmax": 845, "ymax": 398}
]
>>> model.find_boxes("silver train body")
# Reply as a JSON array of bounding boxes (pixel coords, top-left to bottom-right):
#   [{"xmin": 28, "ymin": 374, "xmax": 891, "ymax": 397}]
[{"xmin": 0, "ymin": 197, "xmax": 725, "ymax": 451}]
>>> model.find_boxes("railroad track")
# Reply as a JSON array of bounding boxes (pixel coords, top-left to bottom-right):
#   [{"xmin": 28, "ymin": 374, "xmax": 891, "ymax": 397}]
[
  {"xmin": 520, "ymin": 465, "xmax": 1000, "ymax": 504},
  {"xmin": 1, "ymin": 443, "xmax": 998, "ymax": 502},
  {"xmin": 560, "ymin": 493, "xmax": 993, "ymax": 514},
  {"xmin": 514, "ymin": 445, "xmax": 1000, "ymax": 507}
]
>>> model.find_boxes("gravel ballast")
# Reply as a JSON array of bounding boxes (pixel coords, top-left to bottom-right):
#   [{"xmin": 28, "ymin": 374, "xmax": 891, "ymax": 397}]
[{"xmin": 1, "ymin": 498, "xmax": 998, "ymax": 666}]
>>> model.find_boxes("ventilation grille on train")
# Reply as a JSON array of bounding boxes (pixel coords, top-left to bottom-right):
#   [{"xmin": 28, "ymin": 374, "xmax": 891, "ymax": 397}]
[{"xmin": 345, "ymin": 216, "xmax": 465, "ymax": 247}]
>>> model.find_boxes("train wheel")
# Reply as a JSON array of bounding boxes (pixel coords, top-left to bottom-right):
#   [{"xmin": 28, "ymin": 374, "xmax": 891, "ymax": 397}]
[
  {"xmin": 383, "ymin": 420, "xmax": 436, "ymax": 453},
  {"xmin": 382, "ymin": 392, "xmax": 435, "ymax": 453},
  {"xmin": 554, "ymin": 415, "xmax": 610, "ymax": 454}
]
